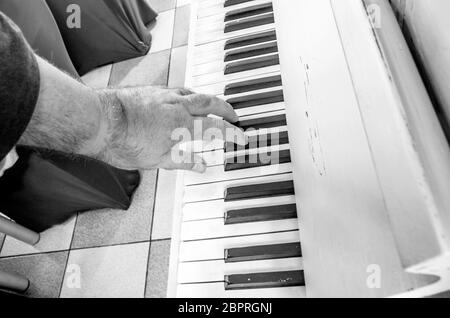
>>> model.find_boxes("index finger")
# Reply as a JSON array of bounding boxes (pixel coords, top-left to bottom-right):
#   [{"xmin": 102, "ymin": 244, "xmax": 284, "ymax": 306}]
[
  {"xmin": 184, "ymin": 94, "xmax": 239, "ymax": 124},
  {"xmin": 196, "ymin": 116, "xmax": 248, "ymax": 146}
]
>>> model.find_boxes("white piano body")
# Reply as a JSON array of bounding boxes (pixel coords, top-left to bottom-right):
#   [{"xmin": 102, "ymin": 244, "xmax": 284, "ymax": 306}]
[{"xmin": 167, "ymin": 0, "xmax": 450, "ymax": 298}]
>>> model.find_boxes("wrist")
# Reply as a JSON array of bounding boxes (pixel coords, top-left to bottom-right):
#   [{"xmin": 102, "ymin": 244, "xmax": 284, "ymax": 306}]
[
  {"xmin": 76, "ymin": 89, "xmax": 122, "ymax": 166},
  {"xmin": 94, "ymin": 89, "xmax": 139, "ymax": 170}
]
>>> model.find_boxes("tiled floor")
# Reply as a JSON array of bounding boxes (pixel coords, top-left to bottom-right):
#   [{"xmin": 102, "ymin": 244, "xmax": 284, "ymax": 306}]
[{"xmin": 0, "ymin": 0, "xmax": 190, "ymax": 298}]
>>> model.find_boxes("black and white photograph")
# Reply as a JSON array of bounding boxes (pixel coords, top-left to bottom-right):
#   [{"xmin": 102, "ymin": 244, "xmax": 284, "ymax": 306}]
[{"xmin": 0, "ymin": 0, "xmax": 449, "ymax": 301}]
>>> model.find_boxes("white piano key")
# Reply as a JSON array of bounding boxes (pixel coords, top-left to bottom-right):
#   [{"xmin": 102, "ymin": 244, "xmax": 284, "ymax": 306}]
[
  {"xmin": 196, "ymin": 125, "xmax": 288, "ymax": 153},
  {"xmin": 198, "ymin": 0, "xmax": 236, "ymax": 11},
  {"xmin": 239, "ymin": 109, "xmax": 286, "ymax": 121},
  {"xmin": 202, "ymin": 143, "xmax": 290, "ymax": 167},
  {"xmin": 193, "ymin": 71, "xmax": 281, "ymax": 95},
  {"xmin": 201, "ymin": 142, "xmax": 289, "ymax": 167},
  {"xmin": 184, "ymin": 172, "xmax": 293, "ymax": 203},
  {"xmin": 236, "ymin": 101, "xmax": 286, "ymax": 117},
  {"xmin": 196, "ymin": 11, "xmax": 274, "ymax": 35},
  {"xmin": 194, "ymin": 40, "xmax": 277, "ymax": 66},
  {"xmin": 193, "ymin": 52, "xmax": 278, "ymax": 77},
  {"xmin": 178, "ymin": 258, "xmax": 303, "ymax": 284},
  {"xmin": 195, "ymin": 20, "xmax": 275, "ymax": 45},
  {"xmin": 184, "ymin": 162, "xmax": 292, "ymax": 186},
  {"xmin": 183, "ymin": 195, "xmax": 296, "ymax": 221},
  {"xmin": 239, "ymin": 102, "xmax": 286, "ymax": 118},
  {"xmin": 193, "ymin": 50, "xmax": 278, "ymax": 77},
  {"xmin": 192, "ymin": 64, "xmax": 280, "ymax": 87},
  {"xmin": 181, "ymin": 218, "xmax": 299, "ymax": 241},
  {"xmin": 192, "ymin": 28, "xmax": 276, "ymax": 62},
  {"xmin": 197, "ymin": 0, "xmax": 272, "ymax": 24},
  {"xmin": 177, "ymin": 284, "xmax": 306, "ymax": 298},
  {"xmin": 222, "ymin": 85, "xmax": 283, "ymax": 101},
  {"xmin": 179, "ymin": 231, "xmax": 300, "ymax": 262},
  {"xmin": 198, "ymin": 0, "xmax": 270, "ymax": 19}
]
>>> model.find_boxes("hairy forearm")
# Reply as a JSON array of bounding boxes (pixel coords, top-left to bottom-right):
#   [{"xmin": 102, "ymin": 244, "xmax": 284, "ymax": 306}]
[{"xmin": 19, "ymin": 55, "xmax": 111, "ymax": 161}]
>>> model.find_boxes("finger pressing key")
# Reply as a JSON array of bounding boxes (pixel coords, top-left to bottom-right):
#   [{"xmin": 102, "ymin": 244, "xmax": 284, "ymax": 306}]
[
  {"xmin": 196, "ymin": 116, "xmax": 248, "ymax": 146},
  {"xmin": 184, "ymin": 94, "xmax": 239, "ymax": 123}
]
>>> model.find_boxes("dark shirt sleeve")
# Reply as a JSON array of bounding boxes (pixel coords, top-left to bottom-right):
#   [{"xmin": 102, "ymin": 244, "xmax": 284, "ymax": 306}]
[{"xmin": 0, "ymin": 11, "xmax": 40, "ymax": 162}]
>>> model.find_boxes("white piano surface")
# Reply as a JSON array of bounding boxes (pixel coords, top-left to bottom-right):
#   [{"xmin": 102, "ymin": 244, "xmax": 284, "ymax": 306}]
[{"xmin": 167, "ymin": 0, "xmax": 450, "ymax": 298}]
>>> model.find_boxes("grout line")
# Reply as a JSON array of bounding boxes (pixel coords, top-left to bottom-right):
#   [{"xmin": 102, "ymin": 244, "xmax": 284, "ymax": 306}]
[
  {"xmin": 171, "ymin": 6, "xmax": 178, "ymax": 49},
  {"xmin": 167, "ymin": 3, "xmax": 179, "ymax": 88},
  {"xmin": 144, "ymin": 170, "xmax": 160, "ymax": 298},
  {"xmin": 69, "ymin": 240, "xmax": 151, "ymax": 252},
  {"xmin": 150, "ymin": 238, "xmax": 172, "ymax": 243},
  {"xmin": 170, "ymin": 3, "xmax": 181, "ymax": 53},
  {"xmin": 149, "ymin": 170, "xmax": 159, "ymax": 243},
  {"xmin": 107, "ymin": 62, "xmax": 114, "ymax": 88},
  {"xmin": 0, "ymin": 240, "xmax": 154, "ymax": 261},
  {"xmin": 57, "ymin": 214, "xmax": 79, "ymax": 298},
  {"xmin": 0, "ymin": 249, "xmax": 71, "ymax": 260}
]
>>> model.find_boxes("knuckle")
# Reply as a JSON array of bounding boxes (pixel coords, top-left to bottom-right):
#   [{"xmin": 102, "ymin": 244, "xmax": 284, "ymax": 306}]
[{"xmin": 191, "ymin": 94, "xmax": 211, "ymax": 108}]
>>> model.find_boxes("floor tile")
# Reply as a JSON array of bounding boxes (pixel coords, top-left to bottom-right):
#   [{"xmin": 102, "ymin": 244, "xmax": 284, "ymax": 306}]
[
  {"xmin": 71, "ymin": 171, "xmax": 157, "ymax": 249},
  {"xmin": 145, "ymin": 239, "xmax": 171, "ymax": 298},
  {"xmin": 60, "ymin": 242, "xmax": 149, "ymax": 298},
  {"xmin": 0, "ymin": 217, "xmax": 76, "ymax": 258},
  {"xmin": 81, "ymin": 64, "xmax": 112, "ymax": 89},
  {"xmin": 0, "ymin": 251, "xmax": 68, "ymax": 298},
  {"xmin": 109, "ymin": 49, "xmax": 171, "ymax": 87},
  {"xmin": 172, "ymin": 5, "xmax": 191, "ymax": 48},
  {"xmin": 149, "ymin": 10, "xmax": 175, "ymax": 54},
  {"xmin": 146, "ymin": 0, "xmax": 176, "ymax": 13},
  {"xmin": 152, "ymin": 170, "xmax": 178, "ymax": 240},
  {"xmin": 168, "ymin": 45, "xmax": 188, "ymax": 88}
]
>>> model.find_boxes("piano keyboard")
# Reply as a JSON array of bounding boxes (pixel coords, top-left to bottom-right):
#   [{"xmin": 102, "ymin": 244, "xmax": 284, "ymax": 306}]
[
  {"xmin": 170, "ymin": 0, "xmax": 306, "ymax": 298},
  {"xmin": 168, "ymin": 0, "xmax": 450, "ymax": 298}
]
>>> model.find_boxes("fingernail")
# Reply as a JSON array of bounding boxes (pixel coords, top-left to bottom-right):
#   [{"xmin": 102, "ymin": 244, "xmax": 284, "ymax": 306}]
[{"xmin": 192, "ymin": 163, "xmax": 207, "ymax": 173}]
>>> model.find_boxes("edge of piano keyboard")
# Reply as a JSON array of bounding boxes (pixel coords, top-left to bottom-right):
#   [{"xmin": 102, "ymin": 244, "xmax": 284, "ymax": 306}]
[{"xmin": 167, "ymin": 0, "xmax": 202, "ymax": 298}]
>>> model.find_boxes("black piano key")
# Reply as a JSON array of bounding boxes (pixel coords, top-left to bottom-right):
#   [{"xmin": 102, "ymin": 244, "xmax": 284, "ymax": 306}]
[
  {"xmin": 224, "ymin": 41, "xmax": 278, "ymax": 63},
  {"xmin": 227, "ymin": 89, "xmax": 284, "ymax": 110},
  {"xmin": 225, "ymin": 131, "xmax": 289, "ymax": 153},
  {"xmin": 225, "ymin": 180, "xmax": 295, "ymax": 202},
  {"xmin": 224, "ymin": 3, "xmax": 273, "ymax": 22},
  {"xmin": 225, "ymin": 149, "xmax": 291, "ymax": 172},
  {"xmin": 237, "ymin": 114, "xmax": 287, "ymax": 130},
  {"xmin": 225, "ymin": 242, "xmax": 302, "ymax": 263},
  {"xmin": 224, "ymin": 30, "xmax": 277, "ymax": 50},
  {"xmin": 224, "ymin": 54, "xmax": 279, "ymax": 75},
  {"xmin": 225, "ymin": 270, "xmax": 305, "ymax": 290},
  {"xmin": 224, "ymin": 0, "xmax": 255, "ymax": 8},
  {"xmin": 225, "ymin": 204, "xmax": 298, "ymax": 225},
  {"xmin": 224, "ymin": 12, "xmax": 275, "ymax": 33},
  {"xmin": 224, "ymin": 75, "xmax": 282, "ymax": 95}
]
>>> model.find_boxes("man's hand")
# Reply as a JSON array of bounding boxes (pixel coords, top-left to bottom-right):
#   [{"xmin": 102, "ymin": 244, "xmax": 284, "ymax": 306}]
[
  {"xmin": 19, "ymin": 55, "xmax": 246, "ymax": 173},
  {"xmin": 98, "ymin": 86, "xmax": 247, "ymax": 172}
]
